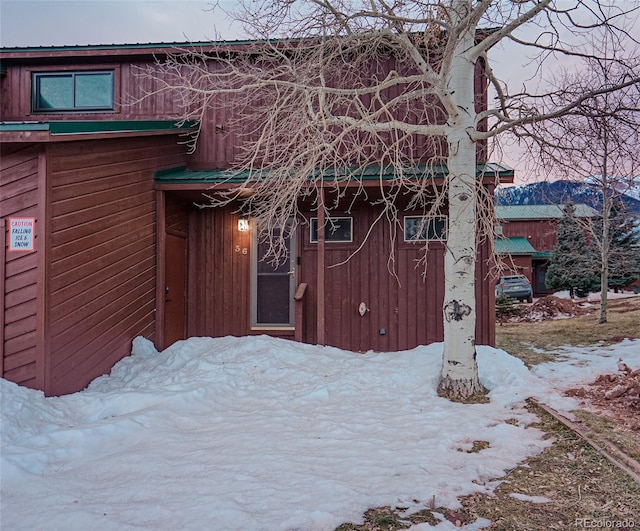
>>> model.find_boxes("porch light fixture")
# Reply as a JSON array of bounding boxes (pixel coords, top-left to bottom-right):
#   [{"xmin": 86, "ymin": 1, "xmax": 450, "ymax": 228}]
[{"xmin": 237, "ymin": 218, "xmax": 250, "ymax": 232}]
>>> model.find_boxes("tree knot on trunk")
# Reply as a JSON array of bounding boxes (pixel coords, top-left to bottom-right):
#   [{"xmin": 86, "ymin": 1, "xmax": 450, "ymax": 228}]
[{"xmin": 444, "ymin": 300, "xmax": 472, "ymax": 322}]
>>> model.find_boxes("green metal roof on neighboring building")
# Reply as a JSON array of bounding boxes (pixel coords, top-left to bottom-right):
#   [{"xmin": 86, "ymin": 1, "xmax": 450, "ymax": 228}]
[
  {"xmin": 154, "ymin": 163, "xmax": 514, "ymax": 185},
  {"xmin": 496, "ymin": 204, "xmax": 597, "ymax": 220},
  {"xmin": 495, "ymin": 236, "xmax": 537, "ymax": 255}
]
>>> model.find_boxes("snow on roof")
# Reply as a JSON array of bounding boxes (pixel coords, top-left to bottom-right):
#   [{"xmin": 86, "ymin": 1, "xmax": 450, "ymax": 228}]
[{"xmin": 496, "ymin": 204, "xmax": 597, "ymax": 220}]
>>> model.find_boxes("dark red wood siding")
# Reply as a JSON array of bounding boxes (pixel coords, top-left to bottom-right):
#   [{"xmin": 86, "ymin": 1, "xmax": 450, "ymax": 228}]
[
  {"xmin": 45, "ymin": 136, "xmax": 188, "ymax": 395},
  {"xmin": 500, "ymin": 255, "xmax": 533, "ymax": 283},
  {"xmin": 187, "ymin": 204, "xmax": 259, "ymax": 339},
  {"xmin": 0, "ymin": 59, "xmax": 186, "ymax": 122},
  {"xmin": 0, "ymin": 144, "xmax": 44, "ymax": 389},
  {"xmin": 501, "ymin": 219, "xmax": 558, "ymax": 252},
  {"xmin": 0, "ymin": 50, "xmax": 488, "ymax": 168},
  {"xmin": 184, "ymin": 198, "xmax": 495, "ymax": 352}
]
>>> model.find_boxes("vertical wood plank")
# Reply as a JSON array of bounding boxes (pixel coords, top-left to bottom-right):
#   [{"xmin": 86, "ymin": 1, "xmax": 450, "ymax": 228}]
[
  {"xmin": 155, "ymin": 190, "xmax": 166, "ymax": 349},
  {"xmin": 36, "ymin": 148, "xmax": 48, "ymax": 393},
  {"xmin": 317, "ymin": 187, "xmax": 326, "ymax": 345},
  {"xmin": 0, "ymin": 218, "xmax": 5, "ymax": 376}
]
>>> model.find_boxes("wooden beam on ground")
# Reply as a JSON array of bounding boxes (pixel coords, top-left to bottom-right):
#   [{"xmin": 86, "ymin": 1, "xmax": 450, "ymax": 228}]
[{"xmin": 529, "ymin": 398, "xmax": 640, "ymax": 485}]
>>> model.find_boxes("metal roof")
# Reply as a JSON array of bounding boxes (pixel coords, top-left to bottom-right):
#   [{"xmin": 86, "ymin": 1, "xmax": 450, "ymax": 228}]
[
  {"xmin": 496, "ymin": 204, "xmax": 597, "ymax": 220},
  {"xmin": 0, "ymin": 40, "xmax": 261, "ymax": 53},
  {"xmin": 155, "ymin": 163, "xmax": 514, "ymax": 185},
  {"xmin": 0, "ymin": 31, "xmax": 502, "ymax": 54},
  {"xmin": 495, "ymin": 236, "xmax": 537, "ymax": 255}
]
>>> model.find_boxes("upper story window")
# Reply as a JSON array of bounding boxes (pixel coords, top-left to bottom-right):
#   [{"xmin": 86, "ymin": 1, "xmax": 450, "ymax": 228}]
[
  {"xmin": 310, "ymin": 217, "xmax": 353, "ymax": 243},
  {"xmin": 404, "ymin": 215, "xmax": 447, "ymax": 242},
  {"xmin": 32, "ymin": 71, "xmax": 115, "ymax": 112}
]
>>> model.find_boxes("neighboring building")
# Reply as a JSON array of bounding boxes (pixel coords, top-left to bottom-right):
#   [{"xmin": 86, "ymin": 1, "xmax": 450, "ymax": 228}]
[
  {"xmin": 1, "ymin": 41, "xmax": 513, "ymax": 395},
  {"xmin": 495, "ymin": 204, "xmax": 596, "ymax": 295}
]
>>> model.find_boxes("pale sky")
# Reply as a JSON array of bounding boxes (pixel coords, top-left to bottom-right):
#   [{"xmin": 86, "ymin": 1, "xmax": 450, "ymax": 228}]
[
  {"xmin": 0, "ymin": 1, "xmax": 524, "ymax": 77},
  {"xmin": 0, "ymin": 0, "xmax": 240, "ymax": 47}
]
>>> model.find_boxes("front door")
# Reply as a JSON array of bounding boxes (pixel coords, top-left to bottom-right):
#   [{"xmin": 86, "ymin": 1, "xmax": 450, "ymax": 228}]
[
  {"xmin": 164, "ymin": 233, "xmax": 187, "ymax": 346},
  {"xmin": 251, "ymin": 225, "xmax": 296, "ymax": 328}
]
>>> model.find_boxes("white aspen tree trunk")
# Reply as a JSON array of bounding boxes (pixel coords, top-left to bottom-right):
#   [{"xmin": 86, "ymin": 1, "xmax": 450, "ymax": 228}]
[{"xmin": 438, "ymin": 0, "xmax": 485, "ymax": 399}]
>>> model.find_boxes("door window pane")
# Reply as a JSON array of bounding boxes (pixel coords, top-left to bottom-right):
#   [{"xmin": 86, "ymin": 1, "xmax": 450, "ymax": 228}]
[
  {"xmin": 252, "ymin": 225, "xmax": 295, "ymax": 327},
  {"xmin": 256, "ymin": 276, "xmax": 291, "ymax": 324}
]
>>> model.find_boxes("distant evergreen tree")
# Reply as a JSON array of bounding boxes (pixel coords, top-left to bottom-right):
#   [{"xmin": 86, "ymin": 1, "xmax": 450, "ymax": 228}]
[
  {"xmin": 546, "ymin": 201, "xmax": 598, "ymax": 297},
  {"xmin": 593, "ymin": 200, "xmax": 640, "ymax": 291}
]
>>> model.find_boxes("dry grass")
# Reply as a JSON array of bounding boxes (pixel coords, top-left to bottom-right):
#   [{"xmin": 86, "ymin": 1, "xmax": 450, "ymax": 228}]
[
  {"xmin": 458, "ymin": 401, "xmax": 640, "ymax": 529},
  {"xmin": 495, "ymin": 296, "xmax": 640, "ymax": 367},
  {"xmin": 336, "ymin": 403, "xmax": 640, "ymax": 530},
  {"xmin": 572, "ymin": 410, "xmax": 640, "ymax": 462},
  {"xmin": 336, "ymin": 296, "xmax": 640, "ymax": 530}
]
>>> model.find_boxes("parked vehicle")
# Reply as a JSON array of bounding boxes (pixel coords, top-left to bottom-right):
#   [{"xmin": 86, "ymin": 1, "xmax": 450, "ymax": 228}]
[{"xmin": 495, "ymin": 274, "xmax": 533, "ymax": 303}]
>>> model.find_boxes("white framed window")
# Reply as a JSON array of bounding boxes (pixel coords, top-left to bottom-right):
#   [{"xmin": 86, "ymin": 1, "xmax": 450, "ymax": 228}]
[
  {"xmin": 403, "ymin": 216, "xmax": 447, "ymax": 242},
  {"xmin": 310, "ymin": 217, "xmax": 353, "ymax": 243}
]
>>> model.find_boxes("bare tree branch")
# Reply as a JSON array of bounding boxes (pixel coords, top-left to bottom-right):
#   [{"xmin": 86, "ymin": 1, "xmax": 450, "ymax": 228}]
[{"xmin": 135, "ymin": 0, "xmax": 640, "ymax": 401}]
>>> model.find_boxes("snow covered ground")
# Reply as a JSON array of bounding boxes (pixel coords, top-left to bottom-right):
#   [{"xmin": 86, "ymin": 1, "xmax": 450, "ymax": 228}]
[{"xmin": 1, "ymin": 334, "xmax": 639, "ymax": 531}]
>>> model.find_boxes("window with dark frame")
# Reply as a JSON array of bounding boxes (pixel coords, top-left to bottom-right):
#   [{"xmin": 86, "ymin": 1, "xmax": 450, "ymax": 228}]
[
  {"xmin": 310, "ymin": 217, "xmax": 353, "ymax": 243},
  {"xmin": 251, "ymin": 225, "xmax": 296, "ymax": 328},
  {"xmin": 32, "ymin": 71, "xmax": 115, "ymax": 112},
  {"xmin": 404, "ymin": 216, "xmax": 447, "ymax": 242}
]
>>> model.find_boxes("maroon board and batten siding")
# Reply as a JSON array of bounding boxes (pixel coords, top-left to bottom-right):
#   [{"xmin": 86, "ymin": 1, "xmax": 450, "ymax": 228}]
[
  {"xmin": 0, "ymin": 58, "xmax": 186, "ymax": 123},
  {"xmin": 187, "ymin": 204, "xmax": 258, "ymax": 340},
  {"xmin": 184, "ymin": 197, "xmax": 495, "ymax": 352},
  {"xmin": 501, "ymin": 219, "xmax": 558, "ymax": 253},
  {"xmin": 300, "ymin": 203, "xmax": 495, "ymax": 351},
  {"xmin": 0, "ymin": 144, "xmax": 46, "ymax": 389},
  {"xmin": 186, "ymin": 57, "xmax": 488, "ymax": 170},
  {"xmin": 297, "ymin": 204, "xmax": 448, "ymax": 352}
]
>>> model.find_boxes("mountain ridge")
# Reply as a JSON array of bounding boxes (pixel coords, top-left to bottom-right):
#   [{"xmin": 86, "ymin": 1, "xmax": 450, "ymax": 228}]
[{"xmin": 495, "ymin": 180, "xmax": 640, "ymax": 215}]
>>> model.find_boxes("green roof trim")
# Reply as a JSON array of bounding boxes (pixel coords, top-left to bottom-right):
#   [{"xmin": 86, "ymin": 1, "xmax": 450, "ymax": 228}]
[
  {"xmin": 0, "ymin": 122, "xmax": 50, "ymax": 132},
  {"xmin": 49, "ymin": 120, "xmax": 197, "ymax": 135},
  {"xmin": 495, "ymin": 236, "xmax": 537, "ymax": 255},
  {"xmin": 533, "ymin": 251, "xmax": 552, "ymax": 259},
  {"xmin": 155, "ymin": 163, "xmax": 514, "ymax": 185},
  {"xmin": 0, "ymin": 120, "xmax": 197, "ymax": 135}
]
